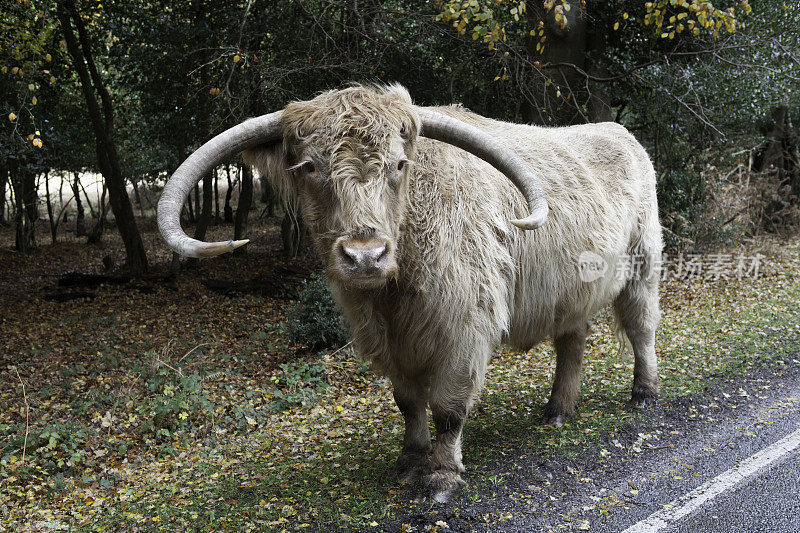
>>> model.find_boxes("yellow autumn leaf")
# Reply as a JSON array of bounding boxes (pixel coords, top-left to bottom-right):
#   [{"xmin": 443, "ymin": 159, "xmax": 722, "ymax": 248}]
[
  {"xmin": 45, "ymin": 53, "xmax": 52, "ymax": 62},
  {"xmin": 31, "ymin": 96, "xmax": 37, "ymax": 105},
  {"xmin": 8, "ymin": 113, "xmax": 15, "ymax": 122},
  {"xmin": 233, "ymin": 54, "xmax": 241, "ymax": 63},
  {"xmin": 33, "ymin": 138, "xmax": 43, "ymax": 148},
  {"xmin": 614, "ymin": 22, "xmax": 620, "ymax": 30}
]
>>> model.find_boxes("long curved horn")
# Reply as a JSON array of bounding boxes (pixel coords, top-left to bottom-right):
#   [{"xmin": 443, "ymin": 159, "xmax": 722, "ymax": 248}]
[
  {"xmin": 417, "ymin": 108, "xmax": 548, "ymax": 230},
  {"xmin": 158, "ymin": 111, "xmax": 283, "ymax": 258}
]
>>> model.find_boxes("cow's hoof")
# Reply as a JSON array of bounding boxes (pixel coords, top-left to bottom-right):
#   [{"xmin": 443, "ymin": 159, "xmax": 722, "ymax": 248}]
[
  {"xmin": 395, "ymin": 452, "xmax": 429, "ymax": 484},
  {"xmin": 542, "ymin": 403, "xmax": 573, "ymax": 426},
  {"xmin": 420, "ymin": 471, "xmax": 466, "ymax": 503},
  {"xmin": 629, "ymin": 386, "xmax": 658, "ymax": 409}
]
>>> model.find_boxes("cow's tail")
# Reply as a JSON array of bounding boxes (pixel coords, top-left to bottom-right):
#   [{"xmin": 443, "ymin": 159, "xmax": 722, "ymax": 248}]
[{"xmin": 613, "ymin": 312, "xmax": 634, "ymax": 357}]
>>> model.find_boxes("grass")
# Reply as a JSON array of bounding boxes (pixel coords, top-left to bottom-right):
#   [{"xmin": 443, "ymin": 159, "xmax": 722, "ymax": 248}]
[
  {"xmin": 2, "ymin": 240, "xmax": 799, "ymax": 531},
  {"xmin": 113, "ymin": 272, "xmax": 799, "ymax": 529}
]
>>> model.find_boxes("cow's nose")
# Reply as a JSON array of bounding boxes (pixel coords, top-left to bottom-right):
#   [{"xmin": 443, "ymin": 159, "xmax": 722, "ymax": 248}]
[{"xmin": 339, "ymin": 240, "xmax": 389, "ymax": 269}]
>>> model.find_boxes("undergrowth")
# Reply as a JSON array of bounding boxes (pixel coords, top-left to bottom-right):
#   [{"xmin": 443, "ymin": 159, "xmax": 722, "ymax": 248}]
[{"xmin": 2, "ymin": 241, "xmax": 799, "ymax": 530}]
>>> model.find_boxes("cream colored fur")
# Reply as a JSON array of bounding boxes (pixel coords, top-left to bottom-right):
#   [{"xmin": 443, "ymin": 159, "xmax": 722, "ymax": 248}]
[{"xmin": 244, "ymin": 85, "xmax": 662, "ymax": 500}]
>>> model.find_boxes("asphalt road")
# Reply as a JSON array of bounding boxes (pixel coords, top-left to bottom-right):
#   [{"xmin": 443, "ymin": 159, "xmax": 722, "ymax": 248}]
[
  {"xmin": 614, "ymin": 380, "xmax": 800, "ymax": 533},
  {"xmin": 391, "ymin": 356, "xmax": 800, "ymax": 532},
  {"xmin": 674, "ymin": 451, "xmax": 800, "ymax": 533},
  {"xmin": 577, "ymin": 360, "xmax": 800, "ymax": 533}
]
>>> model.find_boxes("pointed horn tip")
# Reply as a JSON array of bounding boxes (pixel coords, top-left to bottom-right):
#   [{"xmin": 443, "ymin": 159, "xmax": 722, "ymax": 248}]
[
  {"xmin": 510, "ymin": 204, "xmax": 549, "ymax": 230},
  {"xmin": 187, "ymin": 239, "xmax": 250, "ymax": 258}
]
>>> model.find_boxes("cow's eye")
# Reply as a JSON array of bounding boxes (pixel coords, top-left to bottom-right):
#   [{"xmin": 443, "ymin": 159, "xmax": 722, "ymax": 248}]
[
  {"xmin": 397, "ymin": 159, "xmax": 407, "ymax": 172},
  {"xmin": 302, "ymin": 161, "xmax": 317, "ymax": 174}
]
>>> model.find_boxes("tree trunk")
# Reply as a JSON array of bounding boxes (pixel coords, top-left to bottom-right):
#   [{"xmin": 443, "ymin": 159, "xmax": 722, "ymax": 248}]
[
  {"xmin": 0, "ymin": 164, "xmax": 7, "ymax": 225},
  {"xmin": 12, "ymin": 164, "xmax": 35, "ymax": 253},
  {"xmin": 132, "ymin": 177, "xmax": 146, "ymax": 217},
  {"xmin": 58, "ymin": 174, "xmax": 64, "ymax": 214},
  {"xmin": 22, "ymin": 170, "xmax": 38, "ymax": 224},
  {"xmin": 752, "ymin": 106, "xmax": 800, "ymax": 186},
  {"xmin": 58, "ymin": 0, "xmax": 148, "ymax": 275},
  {"xmin": 522, "ymin": 3, "xmax": 588, "ymax": 125},
  {"xmin": 259, "ymin": 174, "xmax": 275, "ymax": 217},
  {"xmin": 87, "ymin": 182, "xmax": 108, "ymax": 244},
  {"xmin": 72, "ymin": 172, "xmax": 86, "ymax": 237},
  {"xmin": 14, "ymin": 174, "xmax": 30, "ymax": 253},
  {"xmin": 750, "ymin": 106, "xmax": 800, "ymax": 230},
  {"xmin": 586, "ymin": 15, "xmax": 612, "ymax": 123},
  {"xmin": 233, "ymin": 164, "xmax": 253, "ymax": 257},
  {"xmin": 184, "ymin": 179, "xmax": 195, "ymax": 222},
  {"xmin": 78, "ymin": 178, "xmax": 96, "ymax": 218},
  {"xmin": 224, "ymin": 164, "xmax": 234, "ymax": 222},
  {"xmin": 45, "ymin": 172, "xmax": 58, "ymax": 244},
  {"xmin": 193, "ymin": 183, "xmax": 200, "ymax": 223},
  {"xmin": 7, "ymin": 169, "xmax": 17, "ymax": 217},
  {"xmin": 187, "ymin": 172, "xmax": 214, "ymax": 267},
  {"xmin": 214, "ymin": 169, "xmax": 220, "ymax": 223},
  {"xmin": 169, "ymin": 251, "xmax": 181, "ymax": 279},
  {"xmin": 197, "ymin": 173, "xmax": 213, "ymax": 236}
]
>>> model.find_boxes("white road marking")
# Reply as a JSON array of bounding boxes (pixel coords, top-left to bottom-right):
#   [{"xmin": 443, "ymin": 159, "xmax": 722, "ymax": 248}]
[{"xmin": 622, "ymin": 427, "xmax": 800, "ymax": 533}]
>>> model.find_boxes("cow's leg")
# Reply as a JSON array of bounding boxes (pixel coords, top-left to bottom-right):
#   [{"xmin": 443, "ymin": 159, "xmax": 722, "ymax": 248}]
[
  {"xmin": 614, "ymin": 259, "xmax": 660, "ymax": 408},
  {"xmin": 391, "ymin": 377, "xmax": 431, "ymax": 483},
  {"xmin": 543, "ymin": 322, "xmax": 589, "ymax": 425},
  {"xmin": 421, "ymin": 365, "xmax": 480, "ymax": 502}
]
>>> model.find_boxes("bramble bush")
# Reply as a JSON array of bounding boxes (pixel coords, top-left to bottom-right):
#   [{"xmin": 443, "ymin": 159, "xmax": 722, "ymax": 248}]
[
  {"xmin": 269, "ymin": 361, "xmax": 329, "ymax": 411},
  {"xmin": 135, "ymin": 350, "xmax": 216, "ymax": 438}
]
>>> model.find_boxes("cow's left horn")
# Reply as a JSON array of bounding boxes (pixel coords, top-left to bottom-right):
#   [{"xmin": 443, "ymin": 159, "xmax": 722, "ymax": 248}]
[
  {"xmin": 418, "ymin": 108, "xmax": 548, "ymax": 229},
  {"xmin": 158, "ymin": 111, "xmax": 283, "ymax": 258}
]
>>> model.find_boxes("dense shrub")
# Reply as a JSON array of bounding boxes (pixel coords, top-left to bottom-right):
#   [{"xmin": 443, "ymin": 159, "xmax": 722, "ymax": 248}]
[
  {"xmin": 657, "ymin": 168, "xmax": 707, "ymax": 246},
  {"xmin": 285, "ymin": 274, "xmax": 349, "ymax": 350}
]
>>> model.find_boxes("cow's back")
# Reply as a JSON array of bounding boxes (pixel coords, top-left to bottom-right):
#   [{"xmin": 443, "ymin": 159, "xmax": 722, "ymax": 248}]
[{"xmin": 395, "ymin": 108, "xmax": 660, "ymax": 355}]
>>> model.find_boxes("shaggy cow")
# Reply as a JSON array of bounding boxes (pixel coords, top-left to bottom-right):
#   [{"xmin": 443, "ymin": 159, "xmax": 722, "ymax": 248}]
[{"xmin": 158, "ymin": 85, "xmax": 662, "ymax": 501}]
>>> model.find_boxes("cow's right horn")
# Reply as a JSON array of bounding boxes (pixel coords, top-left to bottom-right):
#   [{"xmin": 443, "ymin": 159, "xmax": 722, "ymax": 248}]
[
  {"xmin": 418, "ymin": 108, "xmax": 548, "ymax": 230},
  {"xmin": 158, "ymin": 111, "xmax": 284, "ymax": 258}
]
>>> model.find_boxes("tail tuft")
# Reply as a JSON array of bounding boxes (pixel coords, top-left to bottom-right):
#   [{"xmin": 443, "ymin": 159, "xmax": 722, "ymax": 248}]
[{"xmin": 614, "ymin": 316, "xmax": 634, "ymax": 358}]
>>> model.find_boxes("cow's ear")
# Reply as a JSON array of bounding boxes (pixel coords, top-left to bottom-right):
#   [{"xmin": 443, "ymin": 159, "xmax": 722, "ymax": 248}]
[
  {"xmin": 382, "ymin": 84, "xmax": 419, "ymax": 143},
  {"xmin": 243, "ymin": 140, "xmax": 297, "ymax": 204}
]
